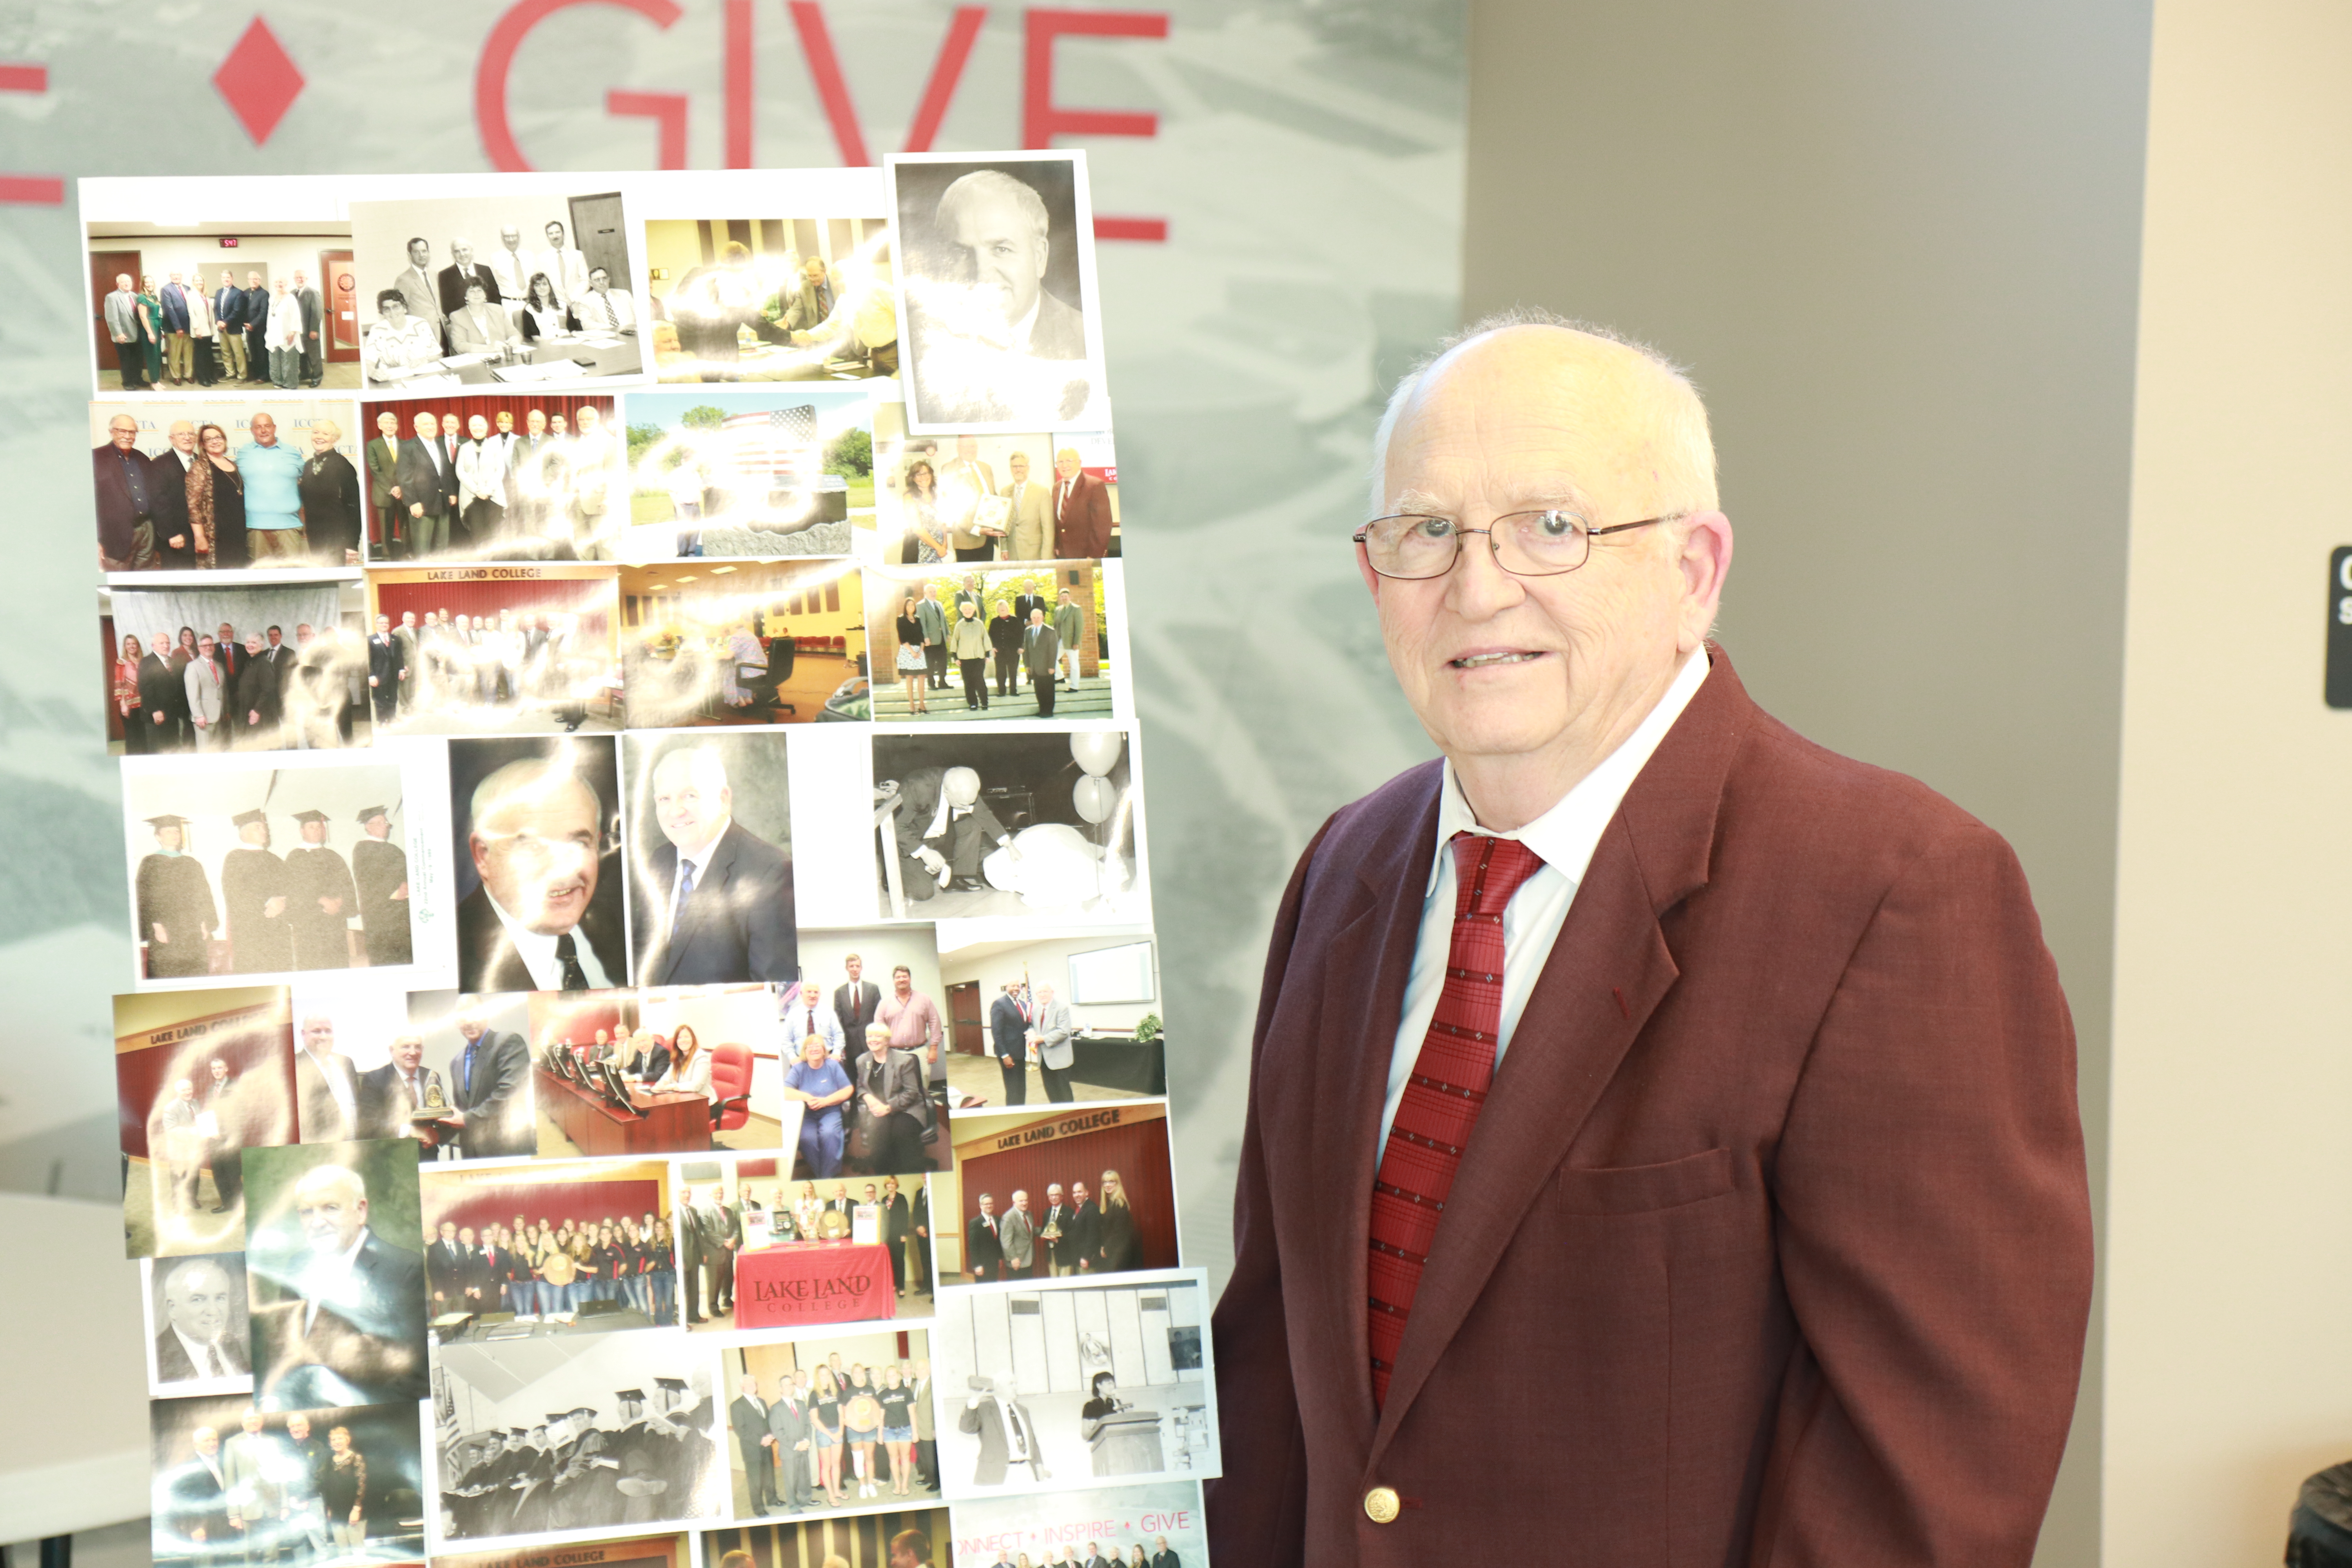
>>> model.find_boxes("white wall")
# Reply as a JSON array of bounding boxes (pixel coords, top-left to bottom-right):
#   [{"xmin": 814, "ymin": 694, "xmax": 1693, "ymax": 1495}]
[
  {"xmin": 2103, "ymin": 1, "xmax": 2352, "ymax": 1561},
  {"xmin": 938, "ymin": 929, "xmax": 1158, "ymax": 1035}
]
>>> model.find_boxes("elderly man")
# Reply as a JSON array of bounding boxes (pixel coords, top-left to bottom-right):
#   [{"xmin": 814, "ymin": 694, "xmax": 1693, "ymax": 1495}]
[
  {"xmin": 94, "ymin": 411, "xmax": 160, "ymax": 570},
  {"xmin": 222, "ymin": 808, "xmax": 292, "ymax": 972},
  {"xmin": 358, "ymin": 1032, "xmax": 443, "ymax": 1146},
  {"xmin": 455, "ymin": 753, "xmax": 625, "ymax": 991},
  {"xmin": 251, "ymin": 1162, "xmax": 429, "ymax": 1410},
  {"xmin": 782, "ymin": 979, "xmax": 845, "ymax": 1062},
  {"xmin": 151, "ymin": 419, "xmax": 202, "ymax": 568},
  {"xmin": 1026, "ymin": 982, "xmax": 1076, "ymax": 1104},
  {"xmin": 936, "ymin": 170, "xmax": 1084, "ymax": 359},
  {"xmin": 102, "ymin": 272, "xmax": 149, "ymax": 388},
  {"xmin": 855, "ymin": 1022, "xmax": 927, "ymax": 1176},
  {"xmin": 238, "ymin": 270, "xmax": 270, "ymax": 384},
  {"xmin": 155, "ymin": 1256, "xmax": 247, "ymax": 1383},
  {"xmin": 153, "ymin": 1077, "xmax": 209, "ymax": 1218},
  {"xmin": 1205, "ymin": 316, "xmax": 2092, "ymax": 1564},
  {"xmin": 1000, "ymin": 449, "xmax": 1052, "ymax": 562},
  {"xmin": 291, "ymin": 269, "xmax": 325, "ymax": 387},
  {"xmin": 635, "ymin": 746, "xmax": 796, "ymax": 985},
  {"xmin": 573, "ymin": 265, "xmax": 634, "ymax": 333},
  {"xmin": 445, "ymin": 1006, "xmax": 534, "ymax": 1158},
  {"xmin": 1050, "ymin": 447, "xmax": 1112, "ymax": 560},
  {"xmin": 437, "ymin": 237, "xmax": 502, "ymax": 317}
]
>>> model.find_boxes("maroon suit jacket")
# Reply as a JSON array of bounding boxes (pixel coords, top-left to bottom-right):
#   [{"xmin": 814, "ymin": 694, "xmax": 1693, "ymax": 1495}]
[
  {"xmin": 1052, "ymin": 471, "xmax": 1112, "ymax": 559},
  {"xmin": 1206, "ymin": 648, "xmax": 2091, "ymax": 1567}
]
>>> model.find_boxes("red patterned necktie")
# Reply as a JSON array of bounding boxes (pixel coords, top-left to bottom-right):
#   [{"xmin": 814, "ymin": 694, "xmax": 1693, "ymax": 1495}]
[{"xmin": 1367, "ymin": 831, "xmax": 1546, "ymax": 1407}]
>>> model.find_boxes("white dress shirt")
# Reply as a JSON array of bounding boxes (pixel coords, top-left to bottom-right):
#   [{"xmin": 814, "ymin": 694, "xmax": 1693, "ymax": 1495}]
[
  {"xmin": 1379, "ymin": 648, "xmax": 1711, "ymax": 1150},
  {"xmin": 170, "ymin": 1325, "xmax": 232, "ymax": 1380},
  {"xmin": 485, "ymin": 891, "xmax": 613, "ymax": 991}
]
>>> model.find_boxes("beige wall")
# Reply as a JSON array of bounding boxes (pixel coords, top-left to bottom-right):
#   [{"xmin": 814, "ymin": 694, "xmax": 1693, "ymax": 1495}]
[
  {"xmin": 2105, "ymin": 0, "xmax": 2352, "ymax": 1560},
  {"xmin": 1463, "ymin": 1, "xmax": 2154, "ymax": 1559}
]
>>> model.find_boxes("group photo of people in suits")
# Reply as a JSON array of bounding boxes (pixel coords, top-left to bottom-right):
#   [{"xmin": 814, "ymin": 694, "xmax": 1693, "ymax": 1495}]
[
  {"xmin": 867, "ymin": 732, "xmax": 1145, "ymax": 924},
  {"xmin": 367, "ymin": 566, "xmax": 622, "ymax": 735},
  {"xmin": 864, "ymin": 563, "xmax": 1109, "ymax": 725},
  {"xmin": 939, "ymin": 1107, "xmax": 1175, "ymax": 1284},
  {"xmin": 617, "ymin": 559, "xmax": 867, "ymax": 728},
  {"xmin": 348, "ymin": 192, "xmax": 641, "ymax": 392},
  {"xmin": 240, "ymin": 1140, "xmax": 430, "ymax": 1414},
  {"xmin": 525, "ymin": 982, "xmax": 787, "ymax": 1156},
  {"xmin": 642, "ymin": 214, "xmax": 897, "ymax": 383},
  {"xmin": 104, "ymin": 581, "xmax": 374, "ymax": 757},
  {"xmin": 148, "ymin": 1394, "xmax": 424, "ymax": 1567},
  {"xmin": 888, "ymin": 155, "xmax": 1105, "ymax": 430},
  {"xmin": 116, "ymin": 988, "xmax": 299, "ymax": 1258},
  {"xmin": 91, "ymin": 401, "xmax": 364, "ymax": 571},
  {"xmin": 722, "ymin": 1334, "xmax": 941, "ymax": 1519},
  {"xmin": 358, "ymin": 396, "xmax": 625, "ymax": 563},
  {"xmin": 430, "ymin": 1339, "xmax": 720, "ymax": 1541},
  {"xmin": 120, "ymin": 766, "xmax": 417, "ymax": 983},
  {"xmin": 89, "ymin": 222, "xmax": 361, "ymax": 394},
  {"xmin": 420, "ymin": 1159, "xmax": 677, "ymax": 1334},
  {"xmin": 869, "ymin": 428, "xmax": 1117, "ymax": 568},
  {"xmin": 932, "ymin": 1274, "xmax": 1214, "ymax": 1496},
  {"xmin": 678, "ymin": 1163, "xmax": 937, "ymax": 1333},
  {"xmin": 946, "ymin": 1481, "xmax": 1202, "ymax": 1568}
]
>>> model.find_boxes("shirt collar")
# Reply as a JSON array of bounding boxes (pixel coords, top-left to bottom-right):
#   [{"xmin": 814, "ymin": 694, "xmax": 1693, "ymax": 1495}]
[
  {"xmin": 1427, "ymin": 646, "xmax": 1710, "ymax": 897},
  {"xmin": 1011, "ymin": 290, "xmax": 1044, "ymax": 353},
  {"xmin": 672, "ymin": 816, "xmax": 731, "ymax": 871},
  {"xmin": 172, "ymin": 1324, "xmax": 225, "ymax": 1376},
  {"xmin": 484, "ymin": 891, "xmax": 608, "ymax": 989}
]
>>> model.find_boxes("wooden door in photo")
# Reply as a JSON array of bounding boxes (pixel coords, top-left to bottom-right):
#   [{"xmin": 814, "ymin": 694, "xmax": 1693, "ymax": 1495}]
[
  {"xmin": 321, "ymin": 247, "xmax": 360, "ymax": 361},
  {"xmin": 89, "ymin": 247, "xmax": 139, "ymax": 365},
  {"xmin": 569, "ymin": 192, "xmax": 630, "ymax": 292},
  {"xmin": 949, "ymin": 979, "xmax": 984, "ymax": 1056}
]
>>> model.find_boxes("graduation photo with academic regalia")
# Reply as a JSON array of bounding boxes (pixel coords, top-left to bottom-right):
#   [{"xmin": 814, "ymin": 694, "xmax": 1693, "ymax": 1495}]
[
  {"xmin": 428, "ymin": 1338, "xmax": 722, "ymax": 1548},
  {"xmin": 118, "ymin": 750, "xmax": 443, "ymax": 991}
]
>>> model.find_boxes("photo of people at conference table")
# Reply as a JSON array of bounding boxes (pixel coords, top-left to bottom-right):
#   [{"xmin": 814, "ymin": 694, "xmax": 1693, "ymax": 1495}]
[
  {"xmin": 420, "ymin": 1158, "xmax": 679, "ymax": 1338},
  {"xmin": 91, "ymin": 399, "xmax": 365, "ymax": 572},
  {"xmin": 347, "ymin": 190, "xmax": 640, "ymax": 392},
  {"xmin": 86, "ymin": 219, "xmax": 360, "ymax": 395},
  {"xmin": 116, "ymin": 987, "xmax": 297, "ymax": 1260},
  {"xmin": 673, "ymin": 1156, "xmax": 939, "ymax": 1334},
  {"xmin": 103, "ymin": 580, "xmax": 375, "ymax": 757},
  {"xmin": 642, "ymin": 213, "xmax": 896, "ymax": 383},
  {"xmin": 356, "ymin": 396, "xmax": 624, "ymax": 564},
  {"xmin": 720, "ymin": 1333, "xmax": 941, "ymax": 1521},
  {"xmin": 618, "ymin": 560, "xmax": 866, "ymax": 728},
  {"xmin": 119, "ymin": 758, "xmax": 422, "ymax": 986},
  {"xmin": 929, "ymin": 1272, "xmax": 1216, "ymax": 1501},
  {"xmin": 366, "ymin": 566, "xmax": 622, "ymax": 735},
  {"xmin": 520, "ymin": 983, "xmax": 785, "ymax": 1158}
]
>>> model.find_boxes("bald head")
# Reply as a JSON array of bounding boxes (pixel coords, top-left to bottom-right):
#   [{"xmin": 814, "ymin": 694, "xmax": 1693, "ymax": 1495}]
[{"xmin": 1359, "ymin": 310, "xmax": 1733, "ymax": 833}]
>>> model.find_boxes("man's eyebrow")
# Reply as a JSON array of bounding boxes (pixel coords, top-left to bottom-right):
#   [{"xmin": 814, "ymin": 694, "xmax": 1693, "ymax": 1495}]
[{"xmin": 1387, "ymin": 478, "xmax": 1595, "ymax": 516}]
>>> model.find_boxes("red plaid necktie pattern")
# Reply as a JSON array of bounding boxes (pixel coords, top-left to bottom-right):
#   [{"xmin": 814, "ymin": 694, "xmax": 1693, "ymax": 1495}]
[{"xmin": 1367, "ymin": 831, "xmax": 1546, "ymax": 1407}]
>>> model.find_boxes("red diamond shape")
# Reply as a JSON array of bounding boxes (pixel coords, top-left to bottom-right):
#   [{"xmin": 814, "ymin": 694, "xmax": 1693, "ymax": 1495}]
[{"xmin": 212, "ymin": 17, "xmax": 303, "ymax": 145}]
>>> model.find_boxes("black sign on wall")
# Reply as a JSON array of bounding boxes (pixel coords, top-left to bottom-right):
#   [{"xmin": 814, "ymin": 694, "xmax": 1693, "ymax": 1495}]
[{"xmin": 2327, "ymin": 549, "xmax": 2352, "ymax": 707}]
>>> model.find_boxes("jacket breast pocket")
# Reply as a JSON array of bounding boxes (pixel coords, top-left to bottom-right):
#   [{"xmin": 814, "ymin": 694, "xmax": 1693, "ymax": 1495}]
[{"xmin": 1555, "ymin": 1146, "xmax": 1733, "ymax": 1216}]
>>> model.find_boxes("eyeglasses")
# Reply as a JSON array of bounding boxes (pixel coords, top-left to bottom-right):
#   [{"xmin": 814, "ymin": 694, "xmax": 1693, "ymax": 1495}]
[{"xmin": 1352, "ymin": 509, "xmax": 1675, "ymax": 580}]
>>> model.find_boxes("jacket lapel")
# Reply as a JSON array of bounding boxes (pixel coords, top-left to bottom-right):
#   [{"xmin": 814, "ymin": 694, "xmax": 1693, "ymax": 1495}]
[
  {"xmin": 1367, "ymin": 648, "xmax": 1755, "ymax": 1452},
  {"xmin": 1292, "ymin": 766, "xmax": 1441, "ymax": 1441}
]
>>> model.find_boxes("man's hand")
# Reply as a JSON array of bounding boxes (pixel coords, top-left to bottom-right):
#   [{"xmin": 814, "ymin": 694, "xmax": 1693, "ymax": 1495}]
[
  {"xmin": 262, "ymin": 896, "xmax": 287, "ymax": 919},
  {"xmin": 368, "ymin": 675, "xmax": 378, "ymax": 687},
  {"xmin": 392, "ymin": 882, "xmax": 409, "ymax": 900},
  {"xmin": 153, "ymin": 922, "xmax": 169, "ymax": 943},
  {"xmin": 916, "ymin": 846, "xmax": 946, "ymax": 875},
  {"xmin": 168, "ymin": 533, "xmax": 186, "ymax": 550},
  {"xmin": 410, "ymin": 502, "xmax": 423, "ymax": 518},
  {"xmin": 319, "ymin": 897, "xmax": 343, "ymax": 915}
]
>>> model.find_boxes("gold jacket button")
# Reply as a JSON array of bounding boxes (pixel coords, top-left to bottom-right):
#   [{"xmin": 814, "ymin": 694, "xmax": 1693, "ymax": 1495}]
[{"xmin": 1363, "ymin": 1486, "xmax": 1401, "ymax": 1524}]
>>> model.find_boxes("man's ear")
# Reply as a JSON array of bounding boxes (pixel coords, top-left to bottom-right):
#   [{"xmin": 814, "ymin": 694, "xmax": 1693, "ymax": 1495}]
[{"xmin": 1675, "ymin": 510, "xmax": 1734, "ymax": 652}]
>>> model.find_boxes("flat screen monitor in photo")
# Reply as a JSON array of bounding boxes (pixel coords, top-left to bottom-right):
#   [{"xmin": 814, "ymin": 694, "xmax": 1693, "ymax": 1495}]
[{"xmin": 1067, "ymin": 941, "xmax": 1154, "ymax": 1006}]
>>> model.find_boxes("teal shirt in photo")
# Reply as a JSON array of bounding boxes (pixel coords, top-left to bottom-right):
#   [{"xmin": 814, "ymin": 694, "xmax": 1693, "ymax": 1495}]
[{"xmin": 234, "ymin": 440, "xmax": 306, "ymax": 529}]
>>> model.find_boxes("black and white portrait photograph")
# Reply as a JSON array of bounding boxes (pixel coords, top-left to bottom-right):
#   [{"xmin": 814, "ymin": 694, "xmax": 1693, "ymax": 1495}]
[
  {"xmin": 447, "ymin": 736, "xmax": 628, "ymax": 994},
  {"xmin": 145, "ymin": 1251, "xmax": 255, "ymax": 1394},
  {"xmin": 102, "ymin": 579, "xmax": 374, "ymax": 757},
  {"xmin": 356, "ymin": 394, "xmax": 627, "ymax": 564},
  {"xmin": 347, "ymin": 189, "xmax": 641, "ymax": 392},
  {"xmin": 86, "ymin": 217, "xmax": 359, "ymax": 396},
  {"xmin": 90, "ymin": 399, "xmax": 365, "ymax": 572},
  {"xmin": 867, "ymin": 731, "xmax": 1146, "ymax": 923},
  {"xmin": 149, "ymin": 1394, "xmax": 426, "ymax": 1568},
  {"xmin": 886, "ymin": 153, "xmax": 1106, "ymax": 433},
  {"xmin": 642, "ymin": 212, "xmax": 895, "ymax": 383},
  {"xmin": 116, "ymin": 987, "xmax": 296, "ymax": 1259},
  {"xmin": 428, "ymin": 1336, "xmax": 721, "ymax": 1544},
  {"xmin": 119, "ymin": 754, "xmax": 429, "ymax": 988},
  {"xmin": 930, "ymin": 1271, "xmax": 1215, "ymax": 1502},
  {"xmin": 623, "ymin": 733, "xmax": 797, "ymax": 988},
  {"xmin": 367, "ymin": 564, "xmax": 622, "ymax": 736},
  {"xmin": 241, "ymin": 1138, "xmax": 429, "ymax": 1412}
]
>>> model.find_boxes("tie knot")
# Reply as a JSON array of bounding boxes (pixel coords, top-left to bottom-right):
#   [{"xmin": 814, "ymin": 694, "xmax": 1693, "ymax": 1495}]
[{"xmin": 1449, "ymin": 832, "xmax": 1545, "ymax": 918}]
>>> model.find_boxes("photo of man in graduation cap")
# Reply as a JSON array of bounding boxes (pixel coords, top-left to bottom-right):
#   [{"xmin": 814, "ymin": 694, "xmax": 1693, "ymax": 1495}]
[
  {"xmin": 352, "ymin": 804, "xmax": 411, "ymax": 967},
  {"xmin": 223, "ymin": 807, "xmax": 293, "ymax": 974},
  {"xmin": 137, "ymin": 813, "xmax": 218, "ymax": 978},
  {"xmin": 285, "ymin": 808, "xmax": 359, "ymax": 969}
]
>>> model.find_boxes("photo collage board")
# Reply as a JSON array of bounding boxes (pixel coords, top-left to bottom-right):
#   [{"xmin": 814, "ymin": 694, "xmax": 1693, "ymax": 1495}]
[{"xmin": 90, "ymin": 160, "xmax": 1209, "ymax": 1568}]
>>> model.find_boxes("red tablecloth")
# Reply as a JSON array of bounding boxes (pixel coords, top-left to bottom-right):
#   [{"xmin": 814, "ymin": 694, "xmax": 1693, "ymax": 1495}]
[{"xmin": 733, "ymin": 1241, "xmax": 897, "ymax": 1328}]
